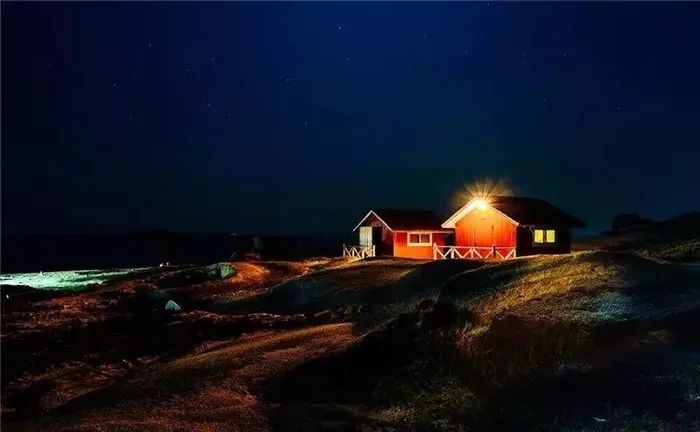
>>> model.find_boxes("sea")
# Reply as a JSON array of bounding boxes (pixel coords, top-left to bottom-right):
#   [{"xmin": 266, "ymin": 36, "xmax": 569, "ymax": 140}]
[{"xmin": 1, "ymin": 231, "xmax": 349, "ymax": 274}]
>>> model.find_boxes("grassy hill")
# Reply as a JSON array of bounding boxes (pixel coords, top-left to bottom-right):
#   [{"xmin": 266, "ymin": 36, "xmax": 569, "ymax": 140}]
[
  {"xmin": 575, "ymin": 211, "xmax": 700, "ymax": 262},
  {"xmin": 261, "ymin": 252, "xmax": 700, "ymax": 430},
  {"xmin": 3, "ymin": 248, "xmax": 700, "ymax": 431}
]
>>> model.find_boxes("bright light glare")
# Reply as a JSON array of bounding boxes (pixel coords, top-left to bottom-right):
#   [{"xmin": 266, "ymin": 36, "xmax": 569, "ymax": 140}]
[
  {"xmin": 450, "ymin": 177, "xmax": 513, "ymax": 211},
  {"xmin": 473, "ymin": 198, "xmax": 488, "ymax": 210}
]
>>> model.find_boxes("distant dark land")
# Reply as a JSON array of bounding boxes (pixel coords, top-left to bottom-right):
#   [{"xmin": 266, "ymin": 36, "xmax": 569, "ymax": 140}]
[
  {"xmin": 3, "ymin": 211, "xmax": 699, "ymax": 274},
  {"xmin": 1, "ymin": 231, "xmax": 348, "ymax": 273}
]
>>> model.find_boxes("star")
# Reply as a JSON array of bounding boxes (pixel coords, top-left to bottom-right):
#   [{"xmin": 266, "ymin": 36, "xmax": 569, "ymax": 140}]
[
  {"xmin": 337, "ymin": 24, "xmax": 342, "ymax": 30},
  {"xmin": 113, "ymin": 82, "xmax": 118, "ymax": 87},
  {"xmin": 147, "ymin": 42, "xmax": 152, "ymax": 48},
  {"xmin": 304, "ymin": 121, "xmax": 309, "ymax": 126},
  {"xmin": 128, "ymin": 115, "xmax": 133, "ymax": 121},
  {"xmin": 345, "ymin": 57, "xmax": 351, "ymax": 61}
]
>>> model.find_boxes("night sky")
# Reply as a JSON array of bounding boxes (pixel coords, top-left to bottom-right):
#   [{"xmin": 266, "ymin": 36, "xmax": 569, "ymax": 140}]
[{"xmin": 3, "ymin": 2, "xmax": 699, "ymax": 236}]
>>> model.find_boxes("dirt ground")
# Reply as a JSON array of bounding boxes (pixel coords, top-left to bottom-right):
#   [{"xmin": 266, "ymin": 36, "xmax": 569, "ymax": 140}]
[
  {"xmin": 3, "ymin": 253, "xmax": 700, "ymax": 431},
  {"xmin": 1, "ymin": 259, "xmax": 348, "ymax": 430}
]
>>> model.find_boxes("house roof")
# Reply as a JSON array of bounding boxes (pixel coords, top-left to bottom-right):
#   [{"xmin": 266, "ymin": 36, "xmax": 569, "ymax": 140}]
[
  {"xmin": 354, "ymin": 208, "xmax": 449, "ymax": 232},
  {"xmin": 442, "ymin": 196, "xmax": 586, "ymax": 229}
]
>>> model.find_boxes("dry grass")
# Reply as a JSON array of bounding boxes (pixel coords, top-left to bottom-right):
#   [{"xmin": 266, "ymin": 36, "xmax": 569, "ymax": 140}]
[
  {"xmin": 440, "ymin": 251, "xmax": 699, "ymax": 326},
  {"xmin": 437, "ymin": 251, "xmax": 700, "ymax": 382},
  {"xmin": 5, "ymin": 253, "xmax": 700, "ymax": 431},
  {"xmin": 6, "ymin": 324, "xmax": 357, "ymax": 432},
  {"xmin": 1, "ymin": 259, "xmax": 341, "ymax": 428},
  {"xmin": 573, "ymin": 212, "xmax": 700, "ymax": 263},
  {"xmin": 239, "ymin": 258, "xmax": 482, "ymax": 316}
]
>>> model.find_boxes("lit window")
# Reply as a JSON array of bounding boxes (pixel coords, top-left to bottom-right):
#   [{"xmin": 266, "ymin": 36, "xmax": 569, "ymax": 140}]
[
  {"xmin": 534, "ymin": 229, "xmax": 544, "ymax": 243},
  {"xmin": 407, "ymin": 232, "xmax": 432, "ymax": 246},
  {"xmin": 546, "ymin": 229, "xmax": 556, "ymax": 243},
  {"xmin": 534, "ymin": 229, "xmax": 556, "ymax": 244}
]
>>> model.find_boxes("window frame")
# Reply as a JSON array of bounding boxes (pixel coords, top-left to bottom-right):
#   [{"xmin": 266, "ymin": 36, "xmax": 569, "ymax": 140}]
[
  {"xmin": 407, "ymin": 232, "xmax": 433, "ymax": 247},
  {"xmin": 533, "ymin": 228, "xmax": 557, "ymax": 245}
]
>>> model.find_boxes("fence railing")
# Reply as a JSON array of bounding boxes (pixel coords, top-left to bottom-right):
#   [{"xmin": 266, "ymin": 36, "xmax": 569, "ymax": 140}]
[
  {"xmin": 433, "ymin": 244, "xmax": 516, "ymax": 260},
  {"xmin": 342, "ymin": 244, "xmax": 376, "ymax": 259}
]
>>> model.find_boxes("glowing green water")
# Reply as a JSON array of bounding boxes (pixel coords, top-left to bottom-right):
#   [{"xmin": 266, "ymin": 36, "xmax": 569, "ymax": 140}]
[{"xmin": 0, "ymin": 268, "xmax": 150, "ymax": 291}]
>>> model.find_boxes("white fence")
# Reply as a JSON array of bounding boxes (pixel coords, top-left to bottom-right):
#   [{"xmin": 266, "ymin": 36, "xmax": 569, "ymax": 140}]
[
  {"xmin": 342, "ymin": 244, "xmax": 376, "ymax": 259},
  {"xmin": 433, "ymin": 244, "xmax": 516, "ymax": 260}
]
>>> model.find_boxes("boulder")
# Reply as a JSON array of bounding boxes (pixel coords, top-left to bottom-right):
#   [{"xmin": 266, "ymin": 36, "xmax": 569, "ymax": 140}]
[
  {"xmin": 164, "ymin": 300, "xmax": 182, "ymax": 312},
  {"xmin": 154, "ymin": 263, "xmax": 236, "ymax": 288}
]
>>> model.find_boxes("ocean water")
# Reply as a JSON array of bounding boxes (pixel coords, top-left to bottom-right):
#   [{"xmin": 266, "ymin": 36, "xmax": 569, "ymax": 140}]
[{"xmin": 1, "ymin": 232, "xmax": 346, "ymax": 273}]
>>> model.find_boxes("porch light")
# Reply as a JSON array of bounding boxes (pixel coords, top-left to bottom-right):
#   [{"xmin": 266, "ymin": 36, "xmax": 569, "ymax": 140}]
[{"xmin": 473, "ymin": 198, "xmax": 488, "ymax": 210}]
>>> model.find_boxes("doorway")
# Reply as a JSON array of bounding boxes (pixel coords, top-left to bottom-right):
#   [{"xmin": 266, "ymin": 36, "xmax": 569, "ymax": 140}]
[{"xmin": 371, "ymin": 227, "xmax": 383, "ymax": 255}]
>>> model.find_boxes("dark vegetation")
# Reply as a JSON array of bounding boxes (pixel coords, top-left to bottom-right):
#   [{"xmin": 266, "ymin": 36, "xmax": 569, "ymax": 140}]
[
  {"xmin": 576, "ymin": 211, "xmax": 700, "ymax": 263},
  {"xmin": 1, "ymin": 215, "xmax": 699, "ymax": 431}
]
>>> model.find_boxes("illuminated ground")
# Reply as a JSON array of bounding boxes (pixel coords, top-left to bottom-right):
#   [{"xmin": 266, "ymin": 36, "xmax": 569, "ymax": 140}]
[
  {"xmin": 0, "ymin": 268, "xmax": 151, "ymax": 291},
  {"xmin": 2, "ymin": 253, "xmax": 700, "ymax": 431}
]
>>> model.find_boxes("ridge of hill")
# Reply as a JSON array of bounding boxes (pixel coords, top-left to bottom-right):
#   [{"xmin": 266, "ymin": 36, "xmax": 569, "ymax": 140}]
[{"xmin": 575, "ymin": 211, "xmax": 700, "ymax": 262}]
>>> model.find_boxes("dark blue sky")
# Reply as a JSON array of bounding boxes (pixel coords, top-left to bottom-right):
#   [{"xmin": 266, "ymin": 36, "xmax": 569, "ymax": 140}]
[{"xmin": 3, "ymin": 2, "xmax": 699, "ymax": 235}]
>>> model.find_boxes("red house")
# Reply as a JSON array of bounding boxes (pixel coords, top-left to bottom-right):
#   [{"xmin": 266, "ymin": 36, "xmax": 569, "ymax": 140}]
[
  {"xmin": 348, "ymin": 209, "xmax": 452, "ymax": 259},
  {"xmin": 439, "ymin": 196, "xmax": 585, "ymax": 259},
  {"xmin": 345, "ymin": 197, "xmax": 585, "ymax": 260}
]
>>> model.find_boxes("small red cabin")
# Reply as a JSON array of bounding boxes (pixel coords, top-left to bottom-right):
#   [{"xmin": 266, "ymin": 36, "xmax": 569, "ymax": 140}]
[
  {"xmin": 351, "ymin": 209, "xmax": 452, "ymax": 259},
  {"xmin": 440, "ymin": 196, "xmax": 585, "ymax": 258}
]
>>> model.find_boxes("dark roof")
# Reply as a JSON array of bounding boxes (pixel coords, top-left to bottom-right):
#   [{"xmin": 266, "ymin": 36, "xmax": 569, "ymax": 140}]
[
  {"xmin": 366, "ymin": 208, "xmax": 447, "ymax": 231},
  {"xmin": 489, "ymin": 196, "xmax": 586, "ymax": 227}
]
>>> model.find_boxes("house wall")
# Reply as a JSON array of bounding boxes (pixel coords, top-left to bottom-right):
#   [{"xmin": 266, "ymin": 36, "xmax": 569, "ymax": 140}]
[
  {"xmin": 357, "ymin": 214, "xmax": 394, "ymax": 256},
  {"xmin": 515, "ymin": 226, "xmax": 572, "ymax": 256},
  {"xmin": 453, "ymin": 206, "xmax": 517, "ymax": 247},
  {"xmin": 393, "ymin": 232, "xmax": 447, "ymax": 259}
]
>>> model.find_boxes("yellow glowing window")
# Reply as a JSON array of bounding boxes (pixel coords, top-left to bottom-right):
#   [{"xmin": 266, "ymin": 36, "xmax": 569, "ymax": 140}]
[
  {"xmin": 534, "ymin": 229, "xmax": 556, "ymax": 244},
  {"xmin": 546, "ymin": 229, "xmax": 556, "ymax": 243},
  {"xmin": 534, "ymin": 229, "xmax": 544, "ymax": 243}
]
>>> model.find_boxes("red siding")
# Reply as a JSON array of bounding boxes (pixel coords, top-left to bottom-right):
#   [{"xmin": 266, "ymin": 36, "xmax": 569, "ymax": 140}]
[
  {"xmin": 454, "ymin": 206, "xmax": 517, "ymax": 247},
  {"xmin": 393, "ymin": 232, "xmax": 447, "ymax": 259}
]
